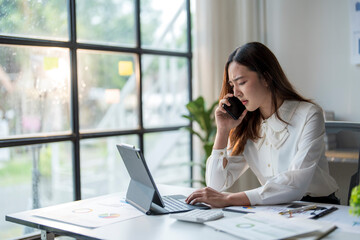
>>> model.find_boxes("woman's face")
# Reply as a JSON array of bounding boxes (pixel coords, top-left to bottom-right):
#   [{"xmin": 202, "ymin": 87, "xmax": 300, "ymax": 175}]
[{"xmin": 227, "ymin": 62, "xmax": 272, "ymax": 115}]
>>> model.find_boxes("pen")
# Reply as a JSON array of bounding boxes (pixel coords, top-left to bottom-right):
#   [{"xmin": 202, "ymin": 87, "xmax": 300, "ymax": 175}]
[
  {"xmin": 314, "ymin": 225, "xmax": 337, "ymax": 240},
  {"xmin": 311, "ymin": 206, "xmax": 338, "ymax": 219},
  {"xmin": 222, "ymin": 208, "xmax": 254, "ymax": 214},
  {"xmin": 278, "ymin": 204, "xmax": 317, "ymax": 215}
]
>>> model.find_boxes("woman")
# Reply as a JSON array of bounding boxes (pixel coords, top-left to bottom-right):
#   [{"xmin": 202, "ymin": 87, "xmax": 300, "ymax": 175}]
[{"xmin": 186, "ymin": 42, "xmax": 339, "ymax": 207}]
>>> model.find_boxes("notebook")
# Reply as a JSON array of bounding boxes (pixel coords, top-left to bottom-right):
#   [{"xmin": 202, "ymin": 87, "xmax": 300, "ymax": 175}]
[{"xmin": 116, "ymin": 143, "xmax": 210, "ymax": 215}]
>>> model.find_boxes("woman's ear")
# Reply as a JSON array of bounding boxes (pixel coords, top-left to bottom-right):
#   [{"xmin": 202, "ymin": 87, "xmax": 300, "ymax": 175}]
[
  {"xmin": 262, "ymin": 72, "xmax": 272, "ymax": 87},
  {"xmin": 262, "ymin": 78, "xmax": 269, "ymax": 87}
]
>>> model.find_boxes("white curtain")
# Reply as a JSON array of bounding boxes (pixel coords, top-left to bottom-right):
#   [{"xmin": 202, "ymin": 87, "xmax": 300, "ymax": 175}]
[
  {"xmin": 192, "ymin": 0, "xmax": 265, "ymax": 191},
  {"xmin": 193, "ymin": 0, "xmax": 264, "ymax": 104}
]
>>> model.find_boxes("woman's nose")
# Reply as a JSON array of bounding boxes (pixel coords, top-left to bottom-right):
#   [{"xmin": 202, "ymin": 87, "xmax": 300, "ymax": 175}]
[{"xmin": 233, "ymin": 86, "xmax": 243, "ymax": 98}]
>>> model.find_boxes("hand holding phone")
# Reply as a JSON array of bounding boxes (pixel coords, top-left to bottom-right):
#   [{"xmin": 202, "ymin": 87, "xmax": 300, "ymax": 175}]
[{"xmin": 222, "ymin": 96, "xmax": 246, "ymax": 120}]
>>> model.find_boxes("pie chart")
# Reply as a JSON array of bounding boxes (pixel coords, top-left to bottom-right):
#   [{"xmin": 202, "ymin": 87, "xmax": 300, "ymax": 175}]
[{"xmin": 98, "ymin": 213, "xmax": 120, "ymax": 219}]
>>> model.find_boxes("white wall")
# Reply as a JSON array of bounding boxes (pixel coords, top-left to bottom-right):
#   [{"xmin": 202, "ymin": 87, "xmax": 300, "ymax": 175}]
[{"xmin": 265, "ymin": 0, "xmax": 360, "ymax": 122}]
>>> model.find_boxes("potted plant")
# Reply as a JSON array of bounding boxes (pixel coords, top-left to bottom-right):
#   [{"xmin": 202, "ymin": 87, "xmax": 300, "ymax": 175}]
[
  {"xmin": 350, "ymin": 185, "xmax": 360, "ymax": 217},
  {"xmin": 182, "ymin": 96, "xmax": 218, "ymax": 186}
]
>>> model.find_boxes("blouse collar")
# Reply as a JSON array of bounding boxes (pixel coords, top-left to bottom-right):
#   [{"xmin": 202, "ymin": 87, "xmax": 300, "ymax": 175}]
[{"xmin": 254, "ymin": 100, "xmax": 299, "ymax": 150}]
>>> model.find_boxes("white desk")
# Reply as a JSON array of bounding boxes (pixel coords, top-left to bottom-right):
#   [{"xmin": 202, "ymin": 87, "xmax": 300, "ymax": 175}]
[{"xmin": 6, "ymin": 185, "xmax": 360, "ymax": 240}]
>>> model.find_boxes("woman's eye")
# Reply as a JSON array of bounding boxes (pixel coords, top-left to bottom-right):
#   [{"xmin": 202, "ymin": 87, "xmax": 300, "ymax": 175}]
[{"xmin": 239, "ymin": 81, "xmax": 246, "ymax": 85}]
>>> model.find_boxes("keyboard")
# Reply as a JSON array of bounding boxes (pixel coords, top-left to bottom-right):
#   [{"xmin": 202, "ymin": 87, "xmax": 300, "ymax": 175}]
[
  {"xmin": 162, "ymin": 196, "xmax": 194, "ymax": 213},
  {"xmin": 171, "ymin": 209, "xmax": 224, "ymax": 223}
]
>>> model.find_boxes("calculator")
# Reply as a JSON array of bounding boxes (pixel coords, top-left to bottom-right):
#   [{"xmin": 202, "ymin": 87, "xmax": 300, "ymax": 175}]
[{"xmin": 170, "ymin": 209, "xmax": 224, "ymax": 223}]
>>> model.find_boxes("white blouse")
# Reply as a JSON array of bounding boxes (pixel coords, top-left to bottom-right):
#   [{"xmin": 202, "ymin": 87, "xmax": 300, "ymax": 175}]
[{"xmin": 206, "ymin": 100, "xmax": 339, "ymax": 205}]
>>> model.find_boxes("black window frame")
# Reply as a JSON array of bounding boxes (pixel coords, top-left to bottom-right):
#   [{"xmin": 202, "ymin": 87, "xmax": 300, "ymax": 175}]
[{"xmin": 0, "ymin": 0, "xmax": 193, "ymax": 201}]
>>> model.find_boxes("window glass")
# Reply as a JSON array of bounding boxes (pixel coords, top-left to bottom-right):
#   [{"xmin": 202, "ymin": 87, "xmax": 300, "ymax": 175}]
[
  {"xmin": 1, "ymin": 1, "xmax": 192, "ymax": 239},
  {"xmin": 77, "ymin": 50, "xmax": 138, "ymax": 132},
  {"xmin": 0, "ymin": 0, "xmax": 68, "ymax": 41},
  {"xmin": 0, "ymin": 45, "xmax": 71, "ymax": 139},
  {"xmin": 142, "ymin": 55, "xmax": 189, "ymax": 128},
  {"xmin": 141, "ymin": 0, "xmax": 188, "ymax": 51},
  {"xmin": 80, "ymin": 135, "xmax": 138, "ymax": 199},
  {"xmin": 0, "ymin": 142, "xmax": 73, "ymax": 239},
  {"xmin": 76, "ymin": 0, "xmax": 136, "ymax": 47},
  {"xmin": 144, "ymin": 131, "xmax": 190, "ymax": 186}
]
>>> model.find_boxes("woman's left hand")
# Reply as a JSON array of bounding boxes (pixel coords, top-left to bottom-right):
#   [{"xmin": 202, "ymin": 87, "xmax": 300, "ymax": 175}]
[{"xmin": 185, "ymin": 187, "xmax": 230, "ymax": 208}]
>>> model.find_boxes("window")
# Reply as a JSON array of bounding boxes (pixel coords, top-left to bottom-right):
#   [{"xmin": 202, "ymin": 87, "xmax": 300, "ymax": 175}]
[{"xmin": 0, "ymin": 0, "xmax": 192, "ymax": 238}]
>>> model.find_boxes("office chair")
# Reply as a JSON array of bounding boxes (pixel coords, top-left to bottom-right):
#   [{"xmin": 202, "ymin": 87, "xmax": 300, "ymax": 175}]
[
  {"xmin": 325, "ymin": 121, "xmax": 360, "ymax": 205},
  {"xmin": 348, "ymin": 146, "xmax": 360, "ymax": 205}
]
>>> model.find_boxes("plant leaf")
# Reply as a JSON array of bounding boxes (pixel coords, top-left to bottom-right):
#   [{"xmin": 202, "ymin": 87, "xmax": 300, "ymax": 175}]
[
  {"xmin": 183, "ymin": 127, "xmax": 205, "ymax": 142},
  {"xmin": 181, "ymin": 96, "xmax": 218, "ymax": 184}
]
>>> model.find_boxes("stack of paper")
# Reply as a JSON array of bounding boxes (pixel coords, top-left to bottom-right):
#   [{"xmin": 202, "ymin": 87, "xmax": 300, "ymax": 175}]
[{"xmin": 205, "ymin": 212, "xmax": 336, "ymax": 240}]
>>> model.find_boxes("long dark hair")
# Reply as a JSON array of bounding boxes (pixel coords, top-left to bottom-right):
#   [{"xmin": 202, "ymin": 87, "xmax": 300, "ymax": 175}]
[{"xmin": 220, "ymin": 42, "xmax": 311, "ymax": 155}]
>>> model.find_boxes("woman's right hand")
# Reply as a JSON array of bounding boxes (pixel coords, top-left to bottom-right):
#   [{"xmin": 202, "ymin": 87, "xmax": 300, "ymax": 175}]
[{"xmin": 215, "ymin": 93, "xmax": 247, "ymax": 132}]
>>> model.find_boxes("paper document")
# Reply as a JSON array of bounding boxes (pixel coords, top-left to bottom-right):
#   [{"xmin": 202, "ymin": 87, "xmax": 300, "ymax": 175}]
[
  {"xmin": 350, "ymin": 0, "xmax": 360, "ymax": 64},
  {"xmin": 33, "ymin": 195, "xmax": 144, "ymax": 228},
  {"xmin": 286, "ymin": 222, "xmax": 337, "ymax": 240},
  {"xmin": 311, "ymin": 208, "xmax": 360, "ymax": 234},
  {"xmin": 205, "ymin": 212, "xmax": 332, "ymax": 240},
  {"xmin": 224, "ymin": 203, "xmax": 332, "ymax": 219}
]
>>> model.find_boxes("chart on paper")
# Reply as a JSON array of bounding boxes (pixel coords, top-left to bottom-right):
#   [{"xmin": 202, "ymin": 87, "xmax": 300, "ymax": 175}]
[
  {"xmin": 33, "ymin": 195, "xmax": 144, "ymax": 228},
  {"xmin": 205, "ymin": 212, "xmax": 325, "ymax": 240}
]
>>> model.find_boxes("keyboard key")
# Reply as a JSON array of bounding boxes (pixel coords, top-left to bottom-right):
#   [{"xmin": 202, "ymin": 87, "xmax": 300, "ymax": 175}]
[{"xmin": 162, "ymin": 196, "xmax": 193, "ymax": 212}]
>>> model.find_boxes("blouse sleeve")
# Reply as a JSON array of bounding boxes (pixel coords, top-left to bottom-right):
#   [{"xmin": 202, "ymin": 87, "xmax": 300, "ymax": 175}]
[
  {"xmin": 244, "ymin": 106, "xmax": 326, "ymax": 205},
  {"xmin": 205, "ymin": 148, "xmax": 249, "ymax": 192}
]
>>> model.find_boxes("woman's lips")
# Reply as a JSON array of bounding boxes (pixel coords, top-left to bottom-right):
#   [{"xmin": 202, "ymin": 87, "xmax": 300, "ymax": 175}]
[{"xmin": 241, "ymin": 100, "xmax": 248, "ymax": 105}]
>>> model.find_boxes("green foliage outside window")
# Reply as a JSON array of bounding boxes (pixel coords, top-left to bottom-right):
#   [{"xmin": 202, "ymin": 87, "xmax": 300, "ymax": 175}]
[{"xmin": 0, "ymin": 0, "xmax": 68, "ymax": 39}]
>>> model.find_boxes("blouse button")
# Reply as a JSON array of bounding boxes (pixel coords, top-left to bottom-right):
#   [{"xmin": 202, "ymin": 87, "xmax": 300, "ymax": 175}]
[{"xmin": 268, "ymin": 164, "xmax": 271, "ymax": 167}]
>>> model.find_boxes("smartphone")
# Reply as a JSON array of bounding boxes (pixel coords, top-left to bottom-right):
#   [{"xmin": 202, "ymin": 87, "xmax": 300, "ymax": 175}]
[{"xmin": 222, "ymin": 96, "xmax": 246, "ymax": 120}]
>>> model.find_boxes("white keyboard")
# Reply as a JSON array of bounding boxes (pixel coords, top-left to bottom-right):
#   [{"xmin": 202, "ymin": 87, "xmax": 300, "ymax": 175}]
[{"xmin": 171, "ymin": 209, "xmax": 224, "ymax": 223}]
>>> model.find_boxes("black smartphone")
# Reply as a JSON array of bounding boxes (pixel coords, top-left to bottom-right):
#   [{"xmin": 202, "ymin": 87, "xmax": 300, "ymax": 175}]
[{"xmin": 222, "ymin": 96, "xmax": 246, "ymax": 120}]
